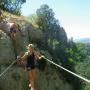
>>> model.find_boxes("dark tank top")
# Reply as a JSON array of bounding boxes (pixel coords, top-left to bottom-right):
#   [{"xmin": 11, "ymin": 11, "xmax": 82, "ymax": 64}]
[{"xmin": 26, "ymin": 52, "xmax": 35, "ymax": 67}]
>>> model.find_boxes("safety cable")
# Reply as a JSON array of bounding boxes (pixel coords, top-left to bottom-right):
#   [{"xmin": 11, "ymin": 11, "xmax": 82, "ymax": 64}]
[
  {"xmin": 43, "ymin": 57, "xmax": 90, "ymax": 83},
  {"xmin": 0, "ymin": 60, "xmax": 16, "ymax": 78}
]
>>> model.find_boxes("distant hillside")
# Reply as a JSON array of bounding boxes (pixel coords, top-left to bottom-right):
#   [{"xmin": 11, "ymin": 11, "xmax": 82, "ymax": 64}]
[{"xmin": 74, "ymin": 38, "xmax": 90, "ymax": 43}]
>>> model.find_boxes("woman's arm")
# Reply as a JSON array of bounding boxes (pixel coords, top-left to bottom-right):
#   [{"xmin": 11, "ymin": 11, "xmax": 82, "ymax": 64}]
[
  {"xmin": 18, "ymin": 52, "xmax": 28, "ymax": 61},
  {"xmin": 21, "ymin": 54, "xmax": 27, "ymax": 60},
  {"xmin": 34, "ymin": 51, "xmax": 44, "ymax": 60}
]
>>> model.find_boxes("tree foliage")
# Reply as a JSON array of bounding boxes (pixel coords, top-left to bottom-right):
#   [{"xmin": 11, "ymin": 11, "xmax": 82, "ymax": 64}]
[
  {"xmin": 27, "ymin": 14, "xmax": 38, "ymax": 27},
  {"xmin": 0, "ymin": 0, "xmax": 26, "ymax": 15},
  {"xmin": 75, "ymin": 43, "xmax": 90, "ymax": 90},
  {"xmin": 36, "ymin": 4, "xmax": 61, "ymax": 49}
]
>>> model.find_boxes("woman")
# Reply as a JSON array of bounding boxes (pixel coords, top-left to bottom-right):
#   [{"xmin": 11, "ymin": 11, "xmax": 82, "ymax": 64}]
[
  {"xmin": 19, "ymin": 44, "xmax": 44, "ymax": 90},
  {"xmin": 7, "ymin": 21, "xmax": 17, "ymax": 38}
]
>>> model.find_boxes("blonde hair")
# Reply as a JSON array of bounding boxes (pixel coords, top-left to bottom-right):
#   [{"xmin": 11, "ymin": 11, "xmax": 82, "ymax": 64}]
[{"xmin": 27, "ymin": 44, "xmax": 34, "ymax": 50}]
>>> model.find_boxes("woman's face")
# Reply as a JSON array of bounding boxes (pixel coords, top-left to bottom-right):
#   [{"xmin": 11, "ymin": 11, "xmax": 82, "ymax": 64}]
[{"xmin": 28, "ymin": 46, "xmax": 33, "ymax": 52}]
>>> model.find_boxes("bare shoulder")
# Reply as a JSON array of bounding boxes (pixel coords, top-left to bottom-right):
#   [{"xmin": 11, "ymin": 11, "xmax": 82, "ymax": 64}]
[{"xmin": 25, "ymin": 51, "xmax": 29, "ymax": 56}]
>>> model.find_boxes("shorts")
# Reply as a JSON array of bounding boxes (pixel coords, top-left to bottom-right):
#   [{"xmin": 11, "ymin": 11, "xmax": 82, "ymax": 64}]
[
  {"xmin": 26, "ymin": 66, "xmax": 35, "ymax": 71},
  {"xmin": 10, "ymin": 27, "xmax": 16, "ymax": 33}
]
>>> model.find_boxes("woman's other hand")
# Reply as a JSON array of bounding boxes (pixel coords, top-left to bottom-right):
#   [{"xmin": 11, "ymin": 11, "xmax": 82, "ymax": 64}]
[
  {"xmin": 17, "ymin": 56, "xmax": 21, "ymax": 60},
  {"xmin": 39, "ymin": 55, "xmax": 45, "ymax": 59}
]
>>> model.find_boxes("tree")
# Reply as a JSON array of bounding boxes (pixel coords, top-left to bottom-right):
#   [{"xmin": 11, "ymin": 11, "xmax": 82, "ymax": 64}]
[
  {"xmin": 0, "ymin": 0, "xmax": 26, "ymax": 15},
  {"xmin": 36, "ymin": 4, "xmax": 60, "ymax": 48}
]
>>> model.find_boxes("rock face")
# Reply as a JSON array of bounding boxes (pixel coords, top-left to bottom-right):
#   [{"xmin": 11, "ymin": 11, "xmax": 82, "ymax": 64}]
[
  {"xmin": 0, "ymin": 30, "xmax": 15, "ymax": 64},
  {"xmin": 0, "ymin": 18, "xmax": 73, "ymax": 90},
  {"xmin": 0, "ymin": 67, "xmax": 28, "ymax": 90},
  {"xmin": 0, "ymin": 65, "xmax": 73, "ymax": 90},
  {"xmin": 59, "ymin": 27, "xmax": 67, "ymax": 44},
  {"xmin": 57, "ymin": 27, "xmax": 67, "ymax": 49},
  {"xmin": 0, "ymin": 18, "xmax": 44, "ymax": 63}
]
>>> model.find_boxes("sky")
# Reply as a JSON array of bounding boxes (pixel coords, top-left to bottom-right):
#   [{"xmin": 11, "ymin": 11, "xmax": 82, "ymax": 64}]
[{"xmin": 21, "ymin": 0, "xmax": 90, "ymax": 39}]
